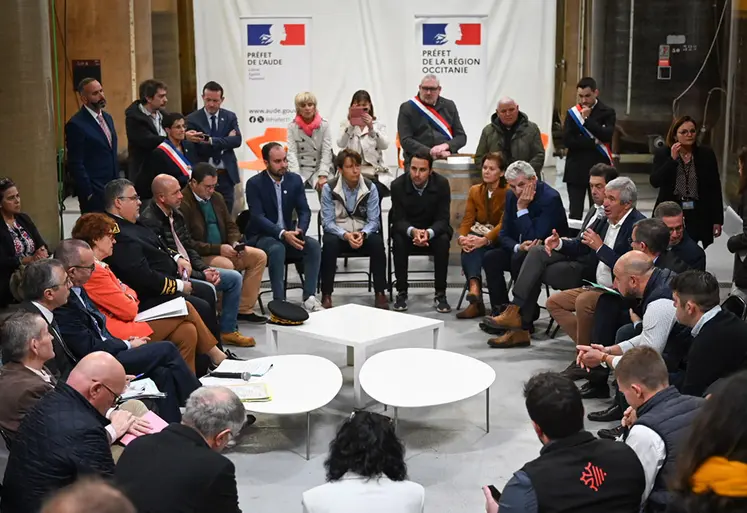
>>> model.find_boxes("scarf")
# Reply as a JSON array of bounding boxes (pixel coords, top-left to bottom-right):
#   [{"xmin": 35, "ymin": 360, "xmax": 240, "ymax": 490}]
[
  {"xmin": 294, "ymin": 113, "xmax": 322, "ymax": 137},
  {"xmin": 691, "ymin": 456, "xmax": 747, "ymax": 497}
]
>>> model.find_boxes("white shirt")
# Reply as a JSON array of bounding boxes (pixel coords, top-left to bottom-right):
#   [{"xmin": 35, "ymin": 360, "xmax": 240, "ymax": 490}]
[
  {"xmin": 302, "ymin": 474, "xmax": 425, "ymax": 513},
  {"xmin": 204, "ymin": 109, "xmax": 226, "ymax": 168},
  {"xmin": 139, "ymin": 103, "xmax": 166, "ymax": 136},
  {"xmin": 24, "ymin": 366, "xmax": 52, "ymax": 383},
  {"xmin": 596, "ymin": 208, "xmax": 634, "ymax": 288},
  {"xmin": 691, "ymin": 305, "xmax": 721, "ymax": 336},
  {"xmin": 612, "ymin": 298, "xmax": 677, "ymax": 367},
  {"xmin": 31, "ymin": 301, "xmax": 54, "ymax": 324},
  {"xmin": 84, "ymin": 105, "xmax": 103, "ymax": 121},
  {"xmin": 624, "ymin": 424, "xmax": 666, "ymax": 501}
]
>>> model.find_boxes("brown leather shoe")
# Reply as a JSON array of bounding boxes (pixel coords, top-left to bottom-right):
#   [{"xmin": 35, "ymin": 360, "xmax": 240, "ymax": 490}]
[
  {"xmin": 321, "ymin": 294, "xmax": 333, "ymax": 309},
  {"xmin": 466, "ymin": 278, "xmax": 482, "ymax": 304},
  {"xmin": 221, "ymin": 331, "xmax": 256, "ymax": 348},
  {"xmin": 487, "ymin": 329, "xmax": 530, "ymax": 348},
  {"xmin": 456, "ymin": 302, "xmax": 485, "ymax": 319},
  {"xmin": 482, "ymin": 304, "xmax": 522, "ymax": 330},
  {"xmin": 374, "ymin": 292, "xmax": 389, "ymax": 310}
]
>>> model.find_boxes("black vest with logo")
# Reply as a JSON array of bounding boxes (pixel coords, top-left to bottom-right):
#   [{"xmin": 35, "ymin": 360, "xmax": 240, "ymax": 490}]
[{"xmin": 521, "ymin": 431, "xmax": 645, "ymax": 513}]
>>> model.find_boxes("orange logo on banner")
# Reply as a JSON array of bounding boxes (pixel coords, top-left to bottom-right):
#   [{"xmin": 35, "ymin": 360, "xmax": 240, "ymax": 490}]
[{"xmin": 239, "ymin": 127, "xmax": 289, "ymax": 170}]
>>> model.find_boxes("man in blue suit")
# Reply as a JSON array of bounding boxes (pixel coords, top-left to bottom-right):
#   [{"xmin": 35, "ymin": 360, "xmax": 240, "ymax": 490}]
[
  {"xmin": 65, "ymin": 78, "xmax": 119, "ymax": 213},
  {"xmin": 244, "ymin": 143, "xmax": 323, "ymax": 312},
  {"xmin": 187, "ymin": 81, "xmax": 242, "ymax": 211}
]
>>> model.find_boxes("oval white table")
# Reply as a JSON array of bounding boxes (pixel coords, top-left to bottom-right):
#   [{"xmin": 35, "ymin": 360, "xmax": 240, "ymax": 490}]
[
  {"xmin": 200, "ymin": 354, "xmax": 343, "ymax": 459},
  {"xmin": 359, "ymin": 348, "xmax": 496, "ymax": 432}
]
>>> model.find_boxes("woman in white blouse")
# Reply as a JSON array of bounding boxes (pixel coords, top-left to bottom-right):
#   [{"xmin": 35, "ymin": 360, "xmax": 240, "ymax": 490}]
[
  {"xmin": 302, "ymin": 411, "xmax": 424, "ymax": 513},
  {"xmin": 287, "ymin": 91, "xmax": 334, "ymax": 190}
]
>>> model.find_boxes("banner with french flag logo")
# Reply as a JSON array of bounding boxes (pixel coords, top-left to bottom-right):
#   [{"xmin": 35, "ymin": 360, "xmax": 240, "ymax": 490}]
[{"xmin": 416, "ymin": 17, "xmax": 487, "ymax": 153}]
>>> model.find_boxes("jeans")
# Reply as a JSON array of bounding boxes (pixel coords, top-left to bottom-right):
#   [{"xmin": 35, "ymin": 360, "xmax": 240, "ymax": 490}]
[
  {"xmin": 321, "ymin": 231, "xmax": 387, "ymax": 295},
  {"xmin": 214, "ymin": 268, "xmax": 243, "ymax": 333},
  {"xmin": 460, "ymin": 245, "xmax": 494, "ymax": 281},
  {"xmin": 253, "ymin": 235, "xmax": 321, "ymax": 301}
]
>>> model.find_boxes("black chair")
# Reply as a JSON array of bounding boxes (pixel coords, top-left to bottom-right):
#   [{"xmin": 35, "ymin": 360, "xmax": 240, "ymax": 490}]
[
  {"xmin": 722, "ymin": 294, "xmax": 747, "ymax": 321},
  {"xmin": 315, "ymin": 212, "xmax": 373, "ymax": 293},
  {"xmin": 386, "ymin": 218, "xmax": 435, "ymax": 301}
]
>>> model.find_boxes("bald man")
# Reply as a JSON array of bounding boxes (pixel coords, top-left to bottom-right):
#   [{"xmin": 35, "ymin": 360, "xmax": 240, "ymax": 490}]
[
  {"xmin": 139, "ymin": 174, "xmax": 255, "ymax": 348},
  {"xmin": 474, "ymin": 97, "xmax": 545, "ymax": 174},
  {"xmin": 41, "ymin": 478, "xmax": 136, "ymax": 513},
  {"xmin": 1, "ymin": 353, "xmax": 146, "ymax": 513}
]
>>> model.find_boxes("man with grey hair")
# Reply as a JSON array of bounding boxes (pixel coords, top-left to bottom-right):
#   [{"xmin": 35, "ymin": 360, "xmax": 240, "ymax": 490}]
[
  {"xmin": 474, "ymin": 97, "xmax": 545, "ymax": 175},
  {"xmin": 480, "ymin": 161, "xmax": 568, "ymax": 348},
  {"xmin": 115, "ymin": 386, "xmax": 245, "ymax": 513},
  {"xmin": 397, "ymin": 74, "xmax": 466, "ymax": 169}
]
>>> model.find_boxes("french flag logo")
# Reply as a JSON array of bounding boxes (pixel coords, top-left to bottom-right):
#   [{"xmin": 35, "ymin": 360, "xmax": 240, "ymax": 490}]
[
  {"xmin": 422, "ymin": 23, "xmax": 481, "ymax": 46},
  {"xmin": 247, "ymin": 24, "xmax": 306, "ymax": 46}
]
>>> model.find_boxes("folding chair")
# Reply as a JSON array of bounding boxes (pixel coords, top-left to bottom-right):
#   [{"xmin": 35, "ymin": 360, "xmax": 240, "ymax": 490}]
[{"xmin": 721, "ymin": 294, "xmax": 747, "ymax": 321}]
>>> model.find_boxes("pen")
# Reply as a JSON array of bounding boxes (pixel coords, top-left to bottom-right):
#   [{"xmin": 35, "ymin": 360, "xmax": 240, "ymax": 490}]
[{"xmin": 133, "ymin": 373, "xmax": 145, "ymax": 380}]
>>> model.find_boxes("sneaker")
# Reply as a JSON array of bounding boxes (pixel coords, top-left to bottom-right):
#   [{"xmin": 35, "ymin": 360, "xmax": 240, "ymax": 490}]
[
  {"xmin": 434, "ymin": 294, "xmax": 451, "ymax": 313},
  {"xmin": 236, "ymin": 312, "xmax": 268, "ymax": 324},
  {"xmin": 222, "ymin": 349, "xmax": 246, "ymax": 361},
  {"xmin": 303, "ymin": 295, "xmax": 325, "ymax": 313},
  {"xmin": 221, "ymin": 331, "xmax": 256, "ymax": 347},
  {"xmin": 393, "ymin": 292, "xmax": 408, "ymax": 312}
]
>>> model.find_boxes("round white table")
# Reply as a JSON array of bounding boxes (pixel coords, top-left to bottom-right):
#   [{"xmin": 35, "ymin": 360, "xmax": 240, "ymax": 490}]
[
  {"xmin": 359, "ymin": 348, "xmax": 496, "ymax": 432},
  {"xmin": 200, "ymin": 354, "xmax": 343, "ymax": 459}
]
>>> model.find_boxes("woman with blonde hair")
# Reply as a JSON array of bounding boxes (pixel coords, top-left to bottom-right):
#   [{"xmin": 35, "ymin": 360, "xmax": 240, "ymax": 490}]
[{"xmin": 287, "ymin": 91, "xmax": 334, "ymax": 190}]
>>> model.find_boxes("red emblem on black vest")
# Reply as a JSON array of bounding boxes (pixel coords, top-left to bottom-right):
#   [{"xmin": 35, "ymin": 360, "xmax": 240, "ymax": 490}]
[{"xmin": 580, "ymin": 462, "xmax": 607, "ymax": 491}]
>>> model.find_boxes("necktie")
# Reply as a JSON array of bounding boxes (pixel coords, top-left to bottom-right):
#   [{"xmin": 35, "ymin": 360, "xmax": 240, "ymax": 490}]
[
  {"xmin": 169, "ymin": 215, "xmax": 190, "ymax": 262},
  {"xmin": 210, "ymin": 115, "xmax": 218, "ymax": 136},
  {"xmin": 97, "ymin": 113, "xmax": 112, "ymax": 147}
]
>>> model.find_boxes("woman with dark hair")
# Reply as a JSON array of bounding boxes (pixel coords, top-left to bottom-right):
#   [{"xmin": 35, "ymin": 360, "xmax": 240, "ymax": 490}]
[
  {"xmin": 337, "ymin": 90, "xmax": 390, "ymax": 187},
  {"xmin": 671, "ymin": 370, "xmax": 747, "ymax": 512},
  {"xmin": 302, "ymin": 411, "xmax": 424, "ymax": 513},
  {"xmin": 651, "ymin": 116, "xmax": 723, "ymax": 248},
  {"xmin": 726, "ymin": 146, "xmax": 747, "ymax": 294},
  {"xmin": 0, "ymin": 179, "xmax": 48, "ymax": 306},
  {"xmin": 455, "ymin": 152, "xmax": 508, "ymax": 319},
  {"xmin": 137, "ymin": 112, "xmax": 197, "ymax": 199}
]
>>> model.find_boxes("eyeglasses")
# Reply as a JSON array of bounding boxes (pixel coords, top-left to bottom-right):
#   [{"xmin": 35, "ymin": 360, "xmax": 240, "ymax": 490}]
[
  {"xmin": 678, "ymin": 129, "xmax": 697, "ymax": 135},
  {"xmin": 419, "ymin": 86, "xmax": 439, "ymax": 92},
  {"xmin": 50, "ymin": 276, "xmax": 73, "ymax": 289},
  {"xmin": 118, "ymin": 195, "xmax": 140, "ymax": 202},
  {"xmin": 71, "ymin": 263, "xmax": 96, "ymax": 273},
  {"xmin": 95, "ymin": 380, "xmax": 123, "ymax": 405}
]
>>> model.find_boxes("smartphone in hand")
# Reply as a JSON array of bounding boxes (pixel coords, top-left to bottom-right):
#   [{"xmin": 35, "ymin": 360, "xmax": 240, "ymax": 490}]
[
  {"xmin": 349, "ymin": 106, "xmax": 365, "ymax": 127},
  {"xmin": 234, "ymin": 243, "xmax": 246, "ymax": 252},
  {"xmin": 487, "ymin": 485, "xmax": 501, "ymax": 501}
]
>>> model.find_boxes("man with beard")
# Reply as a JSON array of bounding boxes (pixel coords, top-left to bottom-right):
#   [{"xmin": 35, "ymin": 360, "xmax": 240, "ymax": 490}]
[{"xmin": 65, "ymin": 78, "xmax": 119, "ymax": 213}]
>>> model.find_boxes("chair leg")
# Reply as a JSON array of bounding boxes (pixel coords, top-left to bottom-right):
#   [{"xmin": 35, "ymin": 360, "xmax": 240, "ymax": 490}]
[
  {"xmin": 545, "ymin": 317, "xmax": 554, "ymax": 336},
  {"xmin": 456, "ymin": 281, "xmax": 468, "ymax": 310},
  {"xmin": 551, "ymin": 324, "xmax": 560, "ymax": 338},
  {"xmin": 257, "ymin": 295, "xmax": 265, "ymax": 315}
]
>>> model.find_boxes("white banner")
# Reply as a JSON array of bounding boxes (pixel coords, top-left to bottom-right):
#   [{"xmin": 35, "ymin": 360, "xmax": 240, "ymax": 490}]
[
  {"xmin": 239, "ymin": 16, "xmax": 311, "ymax": 169},
  {"xmin": 415, "ymin": 16, "xmax": 487, "ymax": 154}
]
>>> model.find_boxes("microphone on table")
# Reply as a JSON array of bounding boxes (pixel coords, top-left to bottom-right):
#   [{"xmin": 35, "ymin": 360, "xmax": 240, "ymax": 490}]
[{"xmin": 207, "ymin": 371, "xmax": 252, "ymax": 381}]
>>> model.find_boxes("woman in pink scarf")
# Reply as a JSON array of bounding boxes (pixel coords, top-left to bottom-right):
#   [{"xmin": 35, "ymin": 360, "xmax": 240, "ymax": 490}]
[{"xmin": 287, "ymin": 92, "xmax": 333, "ymax": 190}]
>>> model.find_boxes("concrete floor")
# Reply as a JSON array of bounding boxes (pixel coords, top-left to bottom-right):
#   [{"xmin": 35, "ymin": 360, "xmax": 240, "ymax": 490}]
[{"xmin": 1, "ymin": 162, "xmax": 736, "ymax": 512}]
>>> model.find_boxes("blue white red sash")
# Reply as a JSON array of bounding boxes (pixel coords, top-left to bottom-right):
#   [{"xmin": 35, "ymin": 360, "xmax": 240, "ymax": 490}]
[
  {"xmin": 409, "ymin": 96, "xmax": 453, "ymax": 140},
  {"xmin": 568, "ymin": 105, "xmax": 614, "ymax": 164},
  {"xmin": 157, "ymin": 140, "xmax": 192, "ymax": 177}
]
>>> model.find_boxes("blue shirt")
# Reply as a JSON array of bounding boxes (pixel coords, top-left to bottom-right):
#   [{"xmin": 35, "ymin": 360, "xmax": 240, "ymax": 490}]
[
  {"xmin": 498, "ymin": 470, "xmax": 539, "ymax": 513},
  {"xmin": 321, "ymin": 179, "xmax": 380, "ymax": 239},
  {"xmin": 273, "ymin": 175, "xmax": 286, "ymax": 235}
]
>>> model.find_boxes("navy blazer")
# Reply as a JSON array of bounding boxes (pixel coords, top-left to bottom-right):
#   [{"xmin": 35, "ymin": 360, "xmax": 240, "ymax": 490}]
[
  {"xmin": 244, "ymin": 170, "xmax": 311, "ymax": 240},
  {"xmin": 64, "ymin": 107, "xmax": 119, "ymax": 212},
  {"xmin": 186, "ymin": 108, "xmax": 242, "ymax": 185},
  {"xmin": 559, "ymin": 208, "xmax": 646, "ymax": 273},
  {"xmin": 499, "ymin": 181, "xmax": 569, "ymax": 253}
]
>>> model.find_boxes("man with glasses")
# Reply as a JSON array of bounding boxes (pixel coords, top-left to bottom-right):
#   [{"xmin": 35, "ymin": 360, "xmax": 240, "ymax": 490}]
[
  {"xmin": 52, "ymin": 239, "xmax": 200, "ymax": 423},
  {"xmin": 1, "ymin": 352, "xmax": 147, "ymax": 513},
  {"xmin": 653, "ymin": 201, "xmax": 706, "ymax": 271},
  {"xmin": 396, "ymin": 74, "xmax": 466, "ymax": 170}
]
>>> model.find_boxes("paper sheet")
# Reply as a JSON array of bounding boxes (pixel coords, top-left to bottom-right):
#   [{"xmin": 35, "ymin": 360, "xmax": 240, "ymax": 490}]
[
  {"xmin": 135, "ymin": 297, "xmax": 188, "ymax": 322},
  {"xmin": 120, "ymin": 411, "xmax": 170, "ymax": 445},
  {"xmin": 121, "ymin": 378, "xmax": 165, "ymax": 401}
]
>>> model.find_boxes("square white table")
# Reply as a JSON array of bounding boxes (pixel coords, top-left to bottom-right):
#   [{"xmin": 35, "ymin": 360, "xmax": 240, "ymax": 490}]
[{"xmin": 266, "ymin": 304, "xmax": 444, "ymax": 407}]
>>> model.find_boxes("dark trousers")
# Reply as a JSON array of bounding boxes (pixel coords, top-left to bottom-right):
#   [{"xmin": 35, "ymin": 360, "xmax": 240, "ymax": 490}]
[
  {"xmin": 216, "ymin": 172, "xmax": 235, "ymax": 214},
  {"xmin": 567, "ymin": 183, "xmax": 593, "ymax": 221},
  {"xmin": 460, "ymin": 245, "xmax": 498, "ymax": 281},
  {"xmin": 392, "ymin": 231, "xmax": 450, "ymax": 293},
  {"xmin": 482, "ymin": 247, "xmax": 527, "ymax": 309},
  {"xmin": 115, "ymin": 341, "xmax": 201, "ymax": 422},
  {"xmin": 611, "ymin": 323, "xmax": 642, "ymax": 410},
  {"xmin": 592, "ymin": 294, "xmax": 635, "ymax": 348},
  {"xmin": 320, "ymin": 232, "xmax": 387, "ymax": 295}
]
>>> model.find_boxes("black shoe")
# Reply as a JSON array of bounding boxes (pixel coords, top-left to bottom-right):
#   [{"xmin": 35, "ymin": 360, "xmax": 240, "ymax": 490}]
[
  {"xmin": 560, "ymin": 360, "xmax": 589, "ymax": 381},
  {"xmin": 224, "ymin": 349, "xmax": 246, "ymax": 361},
  {"xmin": 245, "ymin": 414, "xmax": 257, "ymax": 427},
  {"xmin": 434, "ymin": 294, "xmax": 451, "ymax": 313},
  {"xmin": 579, "ymin": 382, "xmax": 610, "ymax": 399},
  {"xmin": 587, "ymin": 404, "xmax": 623, "ymax": 422},
  {"xmin": 237, "ymin": 312, "xmax": 268, "ymax": 324},
  {"xmin": 393, "ymin": 292, "xmax": 408, "ymax": 312},
  {"xmin": 597, "ymin": 424, "xmax": 625, "ymax": 440}
]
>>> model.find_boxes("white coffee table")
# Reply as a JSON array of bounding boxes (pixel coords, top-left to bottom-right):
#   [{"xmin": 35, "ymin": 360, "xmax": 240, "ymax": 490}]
[
  {"xmin": 359, "ymin": 348, "xmax": 496, "ymax": 432},
  {"xmin": 266, "ymin": 304, "xmax": 444, "ymax": 407},
  {"xmin": 200, "ymin": 354, "xmax": 342, "ymax": 459}
]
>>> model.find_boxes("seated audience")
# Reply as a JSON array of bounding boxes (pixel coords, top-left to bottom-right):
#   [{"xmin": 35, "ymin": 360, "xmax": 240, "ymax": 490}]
[
  {"xmin": 455, "ymin": 152, "xmax": 508, "ymax": 319},
  {"xmin": 179, "ymin": 163, "xmax": 268, "ymax": 324},
  {"xmin": 653, "ymin": 201, "xmax": 706, "ymax": 271},
  {"xmin": 632, "ymin": 218, "xmax": 689, "ymax": 273},
  {"xmin": 671, "ymin": 270, "xmax": 747, "ymax": 397},
  {"xmin": 72, "ymin": 213, "xmax": 227, "ymax": 372},
  {"xmin": 320, "ymin": 149, "xmax": 388, "ymax": 309},
  {"xmin": 671, "ymin": 370, "xmax": 747, "ymax": 512},
  {"xmin": 140, "ymin": 174, "xmax": 255, "ymax": 347},
  {"xmin": 0, "ymin": 178, "xmax": 48, "ymax": 307},
  {"xmin": 617, "ymin": 347, "xmax": 703, "ymax": 511},
  {"xmin": 481, "ymin": 160, "xmax": 569, "ymax": 348},
  {"xmin": 1, "ymin": 353, "xmax": 141, "ymax": 513},
  {"xmin": 288, "ymin": 91, "xmax": 333, "ymax": 190},
  {"xmin": 40, "ymin": 478, "xmax": 136, "ymax": 513},
  {"xmin": 303, "ymin": 411, "xmax": 424, "ymax": 513},
  {"xmin": 389, "ymin": 152, "xmax": 452, "ymax": 313},
  {"xmin": 482, "ymin": 372, "xmax": 645, "ymax": 513},
  {"xmin": 53, "ymin": 239, "xmax": 201, "ymax": 422},
  {"xmin": 474, "ymin": 97, "xmax": 545, "ymax": 176},
  {"xmin": 136, "ymin": 112, "xmax": 197, "ymax": 199},
  {"xmin": 244, "ymin": 143, "xmax": 323, "ymax": 312},
  {"xmin": 727, "ymin": 146, "xmax": 747, "ymax": 295},
  {"xmin": 115, "ymin": 387, "xmax": 246, "ymax": 513}
]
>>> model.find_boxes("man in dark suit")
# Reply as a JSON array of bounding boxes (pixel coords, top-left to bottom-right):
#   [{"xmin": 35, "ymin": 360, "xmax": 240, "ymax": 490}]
[
  {"xmin": 65, "ymin": 78, "xmax": 119, "ymax": 213},
  {"xmin": 187, "ymin": 81, "xmax": 243, "ymax": 211},
  {"xmin": 632, "ymin": 218, "xmax": 689, "ymax": 274},
  {"xmin": 389, "ymin": 151, "xmax": 452, "ymax": 313},
  {"xmin": 563, "ymin": 77, "xmax": 616, "ymax": 220},
  {"xmin": 654, "ymin": 201, "xmax": 706, "ymax": 271},
  {"xmin": 115, "ymin": 386, "xmax": 245, "ymax": 513},
  {"xmin": 244, "ymin": 143, "xmax": 323, "ymax": 312}
]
